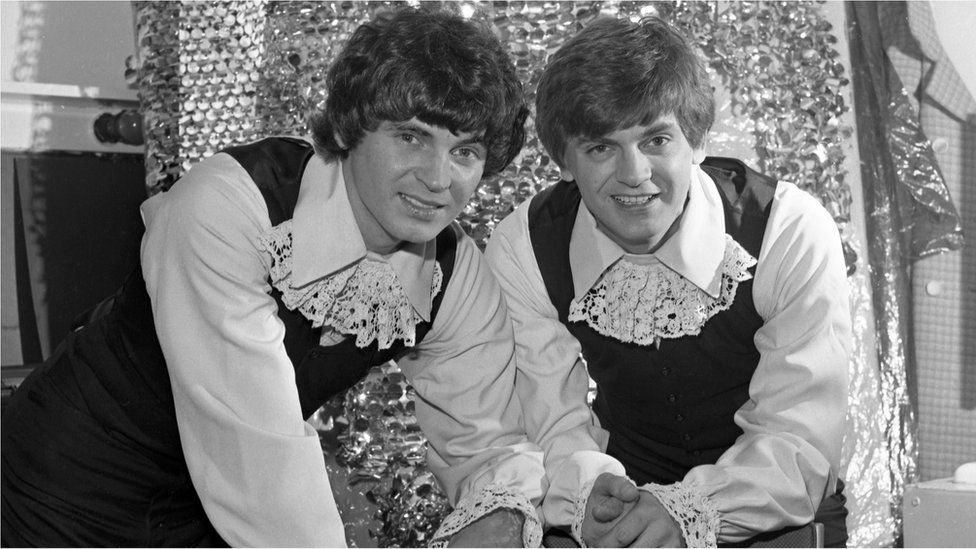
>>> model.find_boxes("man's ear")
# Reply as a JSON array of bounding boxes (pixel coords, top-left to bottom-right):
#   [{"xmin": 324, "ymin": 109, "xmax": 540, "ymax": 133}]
[
  {"xmin": 560, "ymin": 166, "xmax": 575, "ymax": 182},
  {"xmin": 692, "ymin": 136, "xmax": 708, "ymax": 165}
]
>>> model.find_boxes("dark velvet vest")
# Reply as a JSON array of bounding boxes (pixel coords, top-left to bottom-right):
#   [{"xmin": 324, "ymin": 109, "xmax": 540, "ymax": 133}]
[
  {"xmin": 528, "ymin": 157, "xmax": 776, "ymax": 485},
  {"xmin": 109, "ymin": 137, "xmax": 457, "ymax": 429},
  {"xmin": 222, "ymin": 137, "xmax": 459, "ymax": 418},
  {"xmin": 0, "ymin": 138, "xmax": 458, "ymax": 547}
]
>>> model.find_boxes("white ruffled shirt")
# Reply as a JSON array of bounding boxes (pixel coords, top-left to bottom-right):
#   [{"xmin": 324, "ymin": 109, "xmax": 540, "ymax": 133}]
[
  {"xmin": 140, "ymin": 147, "xmax": 546, "ymax": 547},
  {"xmin": 485, "ymin": 165, "xmax": 851, "ymax": 546}
]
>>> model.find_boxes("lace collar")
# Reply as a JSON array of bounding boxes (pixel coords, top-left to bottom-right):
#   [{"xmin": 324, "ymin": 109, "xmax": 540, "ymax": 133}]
[
  {"xmin": 292, "ymin": 150, "xmax": 436, "ymax": 319},
  {"xmin": 568, "ymin": 235, "xmax": 756, "ymax": 346},
  {"xmin": 261, "ymin": 220, "xmax": 443, "ymax": 349}
]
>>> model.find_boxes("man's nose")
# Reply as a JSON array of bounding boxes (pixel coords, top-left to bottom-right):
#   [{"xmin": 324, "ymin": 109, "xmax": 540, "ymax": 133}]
[
  {"xmin": 616, "ymin": 149, "xmax": 652, "ymax": 188},
  {"xmin": 416, "ymin": 151, "xmax": 452, "ymax": 192}
]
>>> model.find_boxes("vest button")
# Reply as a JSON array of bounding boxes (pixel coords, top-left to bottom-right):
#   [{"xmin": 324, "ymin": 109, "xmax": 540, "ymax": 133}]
[
  {"xmin": 675, "ymin": 413, "xmax": 684, "ymax": 422},
  {"xmin": 682, "ymin": 434, "xmax": 692, "ymax": 441},
  {"xmin": 660, "ymin": 367, "xmax": 672, "ymax": 376},
  {"xmin": 667, "ymin": 393, "xmax": 678, "ymax": 403},
  {"xmin": 693, "ymin": 450, "xmax": 702, "ymax": 457}
]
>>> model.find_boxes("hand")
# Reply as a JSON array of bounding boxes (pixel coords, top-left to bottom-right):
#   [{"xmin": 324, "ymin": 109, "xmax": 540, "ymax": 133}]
[
  {"xmin": 581, "ymin": 473, "xmax": 640, "ymax": 546},
  {"xmin": 586, "ymin": 489, "xmax": 685, "ymax": 548},
  {"xmin": 448, "ymin": 508, "xmax": 524, "ymax": 547}
]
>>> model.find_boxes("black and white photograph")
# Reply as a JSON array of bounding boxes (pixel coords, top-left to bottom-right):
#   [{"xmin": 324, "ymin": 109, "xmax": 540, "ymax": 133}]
[{"xmin": 1, "ymin": 1, "xmax": 974, "ymax": 547}]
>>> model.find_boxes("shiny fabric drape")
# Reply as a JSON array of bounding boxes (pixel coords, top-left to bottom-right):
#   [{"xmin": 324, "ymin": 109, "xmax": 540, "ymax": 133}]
[
  {"xmin": 134, "ymin": 1, "xmax": 903, "ymax": 546},
  {"xmin": 846, "ymin": 1, "xmax": 965, "ymax": 544}
]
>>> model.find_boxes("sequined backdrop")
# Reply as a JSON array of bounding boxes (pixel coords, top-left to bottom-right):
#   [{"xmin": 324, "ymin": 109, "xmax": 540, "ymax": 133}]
[{"xmin": 132, "ymin": 1, "xmax": 915, "ymax": 546}]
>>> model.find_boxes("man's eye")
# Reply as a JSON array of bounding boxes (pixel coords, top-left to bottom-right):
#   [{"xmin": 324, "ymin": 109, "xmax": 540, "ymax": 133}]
[
  {"xmin": 397, "ymin": 133, "xmax": 420, "ymax": 144},
  {"xmin": 587, "ymin": 144, "xmax": 610, "ymax": 155},
  {"xmin": 648, "ymin": 136, "xmax": 670, "ymax": 147},
  {"xmin": 454, "ymin": 147, "xmax": 482, "ymax": 160}
]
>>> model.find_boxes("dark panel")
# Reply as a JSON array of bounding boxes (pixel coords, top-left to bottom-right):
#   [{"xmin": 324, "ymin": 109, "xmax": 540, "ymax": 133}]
[{"xmin": 4, "ymin": 150, "xmax": 146, "ymax": 354}]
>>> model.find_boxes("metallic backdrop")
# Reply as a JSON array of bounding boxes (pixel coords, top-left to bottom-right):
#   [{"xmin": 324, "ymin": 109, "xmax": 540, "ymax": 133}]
[{"xmin": 132, "ymin": 1, "xmax": 958, "ymax": 546}]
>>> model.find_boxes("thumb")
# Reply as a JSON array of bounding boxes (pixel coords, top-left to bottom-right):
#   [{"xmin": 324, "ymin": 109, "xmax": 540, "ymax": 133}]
[
  {"xmin": 604, "ymin": 474, "xmax": 639, "ymax": 503},
  {"xmin": 590, "ymin": 474, "xmax": 639, "ymax": 522}
]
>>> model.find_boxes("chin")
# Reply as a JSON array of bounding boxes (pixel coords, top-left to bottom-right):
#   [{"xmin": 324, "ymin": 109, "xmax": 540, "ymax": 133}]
[{"xmin": 396, "ymin": 224, "xmax": 447, "ymax": 245}]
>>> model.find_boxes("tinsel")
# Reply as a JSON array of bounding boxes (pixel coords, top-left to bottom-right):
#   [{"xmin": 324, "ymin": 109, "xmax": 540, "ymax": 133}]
[
  {"xmin": 133, "ymin": 2, "xmax": 900, "ymax": 546},
  {"xmin": 312, "ymin": 364, "xmax": 450, "ymax": 546},
  {"xmin": 134, "ymin": 1, "xmax": 268, "ymax": 192}
]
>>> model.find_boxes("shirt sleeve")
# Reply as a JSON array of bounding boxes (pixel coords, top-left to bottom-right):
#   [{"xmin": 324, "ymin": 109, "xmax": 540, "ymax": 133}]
[
  {"xmin": 485, "ymin": 203, "xmax": 627, "ymax": 539},
  {"xmin": 672, "ymin": 182, "xmax": 852, "ymax": 543},
  {"xmin": 140, "ymin": 154, "xmax": 347, "ymax": 547},
  {"xmin": 397, "ymin": 226, "xmax": 548, "ymax": 547}
]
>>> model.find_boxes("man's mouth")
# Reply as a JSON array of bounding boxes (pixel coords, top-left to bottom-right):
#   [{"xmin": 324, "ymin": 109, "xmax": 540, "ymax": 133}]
[
  {"xmin": 612, "ymin": 194, "xmax": 658, "ymax": 206},
  {"xmin": 400, "ymin": 193, "xmax": 445, "ymax": 217}
]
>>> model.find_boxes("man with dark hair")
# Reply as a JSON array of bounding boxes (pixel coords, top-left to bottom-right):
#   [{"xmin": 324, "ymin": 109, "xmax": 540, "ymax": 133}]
[
  {"xmin": 2, "ymin": 9, "xmax": 543, "ymax": 547},
  {"xmin": 486, "ymin": 16, "xmax": 851, "ymax": 547}
]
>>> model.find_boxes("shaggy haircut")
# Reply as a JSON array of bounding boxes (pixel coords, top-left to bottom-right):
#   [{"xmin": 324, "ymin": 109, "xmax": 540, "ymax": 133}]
[
  {"xmin": 536, "ymin": 16, "xmax": 715, "ymax": 167},
  {"xmin": 312, "ymin": 9, "xmax": 528, "ymax": 177}
]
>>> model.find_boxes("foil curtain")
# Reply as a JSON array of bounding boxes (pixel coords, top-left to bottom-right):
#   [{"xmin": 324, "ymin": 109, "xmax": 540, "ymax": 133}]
[
  {"xmin": 847, "ymin": 1, "xmax": 965, "ymax": 545},
  {"xmin": 133, "ymin": 1, "xmax": 896, "ymax": 546}
]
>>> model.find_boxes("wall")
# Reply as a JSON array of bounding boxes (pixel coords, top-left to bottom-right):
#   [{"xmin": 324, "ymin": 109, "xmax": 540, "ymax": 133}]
[
  {"xmin": 913, "ymin": 1, "xmax": 976, "ymax": 481},
  {"xmin": 1, "ymin": 0, "xmax": 144, "ymax": 365},
  {"xmin": 930, "ymin": 2, "xmax": 976, "ymax": 98}
]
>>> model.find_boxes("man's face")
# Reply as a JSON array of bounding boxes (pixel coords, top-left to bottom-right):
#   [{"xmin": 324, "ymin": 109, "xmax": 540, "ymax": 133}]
[
  {"xmin": 562, "ymin": 113, "xmax": 705, "ymax": 254},
  {"xmin": 341, "ymin": 118, "xmax": 487, "ymax": 253}
]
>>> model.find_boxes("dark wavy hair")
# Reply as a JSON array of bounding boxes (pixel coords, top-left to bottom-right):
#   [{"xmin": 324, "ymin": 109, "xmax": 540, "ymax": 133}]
[
  {"xmin": 536, "ymin": 16, "xmax": 715, "ymax": 167},
  {"xmin": 311, "ymin": 9, "xmax": 528, "ymax": 177}
]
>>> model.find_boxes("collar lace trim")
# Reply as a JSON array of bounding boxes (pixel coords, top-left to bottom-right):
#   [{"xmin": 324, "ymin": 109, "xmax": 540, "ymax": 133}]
[
  {"xmin": 260, "ymin": 220, "xmax": 443, "ymax": 350},
  {"xmin": 568, "ymin": 235, "xmax": 756, "ymax": 346}
]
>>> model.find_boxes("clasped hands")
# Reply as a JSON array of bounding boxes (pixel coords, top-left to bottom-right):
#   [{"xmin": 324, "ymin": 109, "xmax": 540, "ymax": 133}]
[
  {"xmin": 445, "ymin": 472, "xmax": 684, "ymax": 548},
  {"xmin": 581, "ymin": 473, "xmax": 685, "ymax": 548}
]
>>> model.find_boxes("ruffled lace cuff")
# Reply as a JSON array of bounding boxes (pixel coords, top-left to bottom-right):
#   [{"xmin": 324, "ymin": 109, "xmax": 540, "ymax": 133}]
[
  {"xmin": 430, "ymin": 483, "xmax": 542, "ymax": 548},
  {"xmin": 640, "ymin": 481, "xmax": 721, "ymax": 548},
  {"xmin": 571, "ymin": 478, "xmax": 597, "ymax": 547}
]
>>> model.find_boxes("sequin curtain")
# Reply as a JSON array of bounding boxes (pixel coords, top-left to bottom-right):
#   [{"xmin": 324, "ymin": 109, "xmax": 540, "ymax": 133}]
[
  {"xmin": 847, "ymin": 1, "xmax": 965, "ymax": 545},
  {"xmin": 134, "ymin": 1, "xmax": 891, "ymax": 546},
  {"xmin": 134, "ymin": 1, "xmax": 269, "ymax": 192}
]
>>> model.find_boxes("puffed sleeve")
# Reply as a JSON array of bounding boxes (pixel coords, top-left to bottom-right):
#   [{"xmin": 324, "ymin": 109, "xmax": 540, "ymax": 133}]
[
  {"xmin": 397, "ymin": 225, "xmax": 547, "ymax": 547},
  {"xmin": 485, "ymin": 203, "xmax": 627, "ymax": 542},
  {"xmin": 140, "ymin": 154, "xmax": 347, "ymax": 547},
  {"xmin": 642, "ymin": 182, "xmax": 852, "ymax": 545}
]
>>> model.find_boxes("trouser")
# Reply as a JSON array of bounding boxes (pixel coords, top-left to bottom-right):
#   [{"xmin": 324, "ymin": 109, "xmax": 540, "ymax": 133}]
[{"xmin": 1, "ymin": 330, "xmax": 226, "ymax": 548}]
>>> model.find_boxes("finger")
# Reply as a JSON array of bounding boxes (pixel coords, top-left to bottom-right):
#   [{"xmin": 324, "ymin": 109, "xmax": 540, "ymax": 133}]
[
  {"xmin": 630, "ymin": 523, "xmax": 683, "ymax": 549},
  {"xmin": 592, "ymin": 495, "xmax": 627, "ymax": 523},
  {"xmin": 627, "ymin": 496, "xmax": 684, "ymax": 548},
  {"xmin": 603, "ymin": 500, "xmax": 656, "ymax": 547},
  {"xmin": 595, "ymin": 514, "xmax": 644, "ymax": 549}
]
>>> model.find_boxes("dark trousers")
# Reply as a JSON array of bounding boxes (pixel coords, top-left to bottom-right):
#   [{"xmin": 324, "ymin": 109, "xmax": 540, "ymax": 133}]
[{"xmin": 1, "ymin": 335, "xmax": 226, "ymax": 548}]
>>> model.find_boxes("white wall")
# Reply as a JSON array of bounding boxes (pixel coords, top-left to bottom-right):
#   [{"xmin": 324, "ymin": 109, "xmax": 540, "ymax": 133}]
[
  {"xmin": 1, "ymin": 0, "xmax": 140, "ymax": 153},
  {"xmin": 1, "ymin": 1, "xmax": 142, "ymax": 365},
  {"xmin": 930, "ymin": 0, "xmax": 976, "ymax": 97}
]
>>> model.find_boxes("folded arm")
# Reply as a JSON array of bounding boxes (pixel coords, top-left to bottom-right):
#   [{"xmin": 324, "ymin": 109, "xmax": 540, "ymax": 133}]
[
  {"xmin": 636, "ymin": 184, "xmax": 852, "ymax": 545},
  {"xmin": 399, "ymin": 227, "xmax": 548, "ymax": 547},
  {"xmin": 485, "ymin": 206, "xmax": 627, "ymax": 544},
  {"xmin": 142, "ymin": 154, "xmax": 346, "ymax": 547}
]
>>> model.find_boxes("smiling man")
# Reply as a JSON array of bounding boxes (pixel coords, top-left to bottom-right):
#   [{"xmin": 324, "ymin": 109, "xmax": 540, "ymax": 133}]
[
  {"xmin": 485, "ymin": 16, "xmax": 852, "ymax": 548},
  {"xmin": 1, "ymin": 9, "xmax": 545, "ymax": 547}
]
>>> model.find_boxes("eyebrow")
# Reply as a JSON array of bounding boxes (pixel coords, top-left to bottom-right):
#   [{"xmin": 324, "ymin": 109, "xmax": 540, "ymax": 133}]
[
  {"xmin": 640, "ymin": 120, "xmax": 679, "ymax": 137},
  {"xmin": 388, "ymin": 120, "xmax": 486, "ymax": 148},
  {"xmin": 576, "ymin": 121, "xmax": 680, "ymax": 146},
  {"xmin": 388, "ymin": 120, "xmax": 432, "ymax": 137},
  {"xmin": 455, "ymin": 134, "xmax": 487, "ymax": 148}
]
